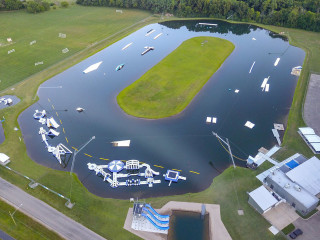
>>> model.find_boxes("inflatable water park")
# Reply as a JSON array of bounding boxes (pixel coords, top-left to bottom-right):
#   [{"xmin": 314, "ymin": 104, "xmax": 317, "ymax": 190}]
[
  {"xmin": 87, "ymin": 160, "xmax": 186, "ymax": 188},
  {"xmin": 33, "ymin": 110, "xmax": 72, "ymax": 164}
]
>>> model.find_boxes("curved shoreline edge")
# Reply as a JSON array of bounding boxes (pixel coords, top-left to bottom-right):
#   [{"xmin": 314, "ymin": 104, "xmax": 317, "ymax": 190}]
[{"xmin": 0, "ymin": 13, "xmax": 318, "ymax": 240}]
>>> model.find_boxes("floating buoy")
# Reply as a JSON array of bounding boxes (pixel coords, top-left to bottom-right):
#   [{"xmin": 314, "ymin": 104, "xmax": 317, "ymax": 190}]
[{"xmin": 76, "ymin": 107, "xmax": 84, "ymax": 112}]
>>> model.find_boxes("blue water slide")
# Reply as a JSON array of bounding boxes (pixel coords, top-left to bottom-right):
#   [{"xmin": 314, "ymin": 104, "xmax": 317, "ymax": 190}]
[
  {"xmin": 141, "ymin": 213, "xmax": 169, "ymax": 230},
  {"xmin": 145, "ymin": 204, "xmax": 169, "ymax": 219},
  {"xmin": 142, "ymin": 208, "xmax": 169, "ymax": 224}
]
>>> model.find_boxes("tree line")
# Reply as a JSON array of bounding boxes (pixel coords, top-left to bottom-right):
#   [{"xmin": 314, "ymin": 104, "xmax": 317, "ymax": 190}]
[{"xmin": 75, "ymin": 0, "xmax": 320, "ymax": 32}]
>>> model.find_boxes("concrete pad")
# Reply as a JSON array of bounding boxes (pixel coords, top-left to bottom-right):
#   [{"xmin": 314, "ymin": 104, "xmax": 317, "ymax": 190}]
[
  {"xmin": 263, "ymin": 202, "xmax": 299, "ymax": 230},
  {"xmin": 293, "ymin": 211, "xmax": 320, "ymax": 240},
  {"xmin": 304, "ymin": 74, "xmax": 320, "ymax": 135},
  {"xmin": 268, "ymin": 226, "xmax": 279, "ymax": 235}
]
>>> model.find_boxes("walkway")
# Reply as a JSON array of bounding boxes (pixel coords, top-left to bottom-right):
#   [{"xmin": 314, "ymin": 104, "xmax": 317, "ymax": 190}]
[
  {"xmin": 0, "ymin": 177, "xmax": 106, "ymax": 240},
  {"xmin": 304, "ymin": 74, "xmax": 320, "ymax": 135}
]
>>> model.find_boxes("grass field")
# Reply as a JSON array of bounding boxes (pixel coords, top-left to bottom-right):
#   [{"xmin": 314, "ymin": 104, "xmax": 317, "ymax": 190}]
[
  {"xmin": 117, "ymin": 36, "xmax": 234, "ymax": 118},
  {"xmin": 0, "ymin": 199, "xmax": 63, "ymax": 240},
  {"xmin": 0, "ymin": 5, "xmax": 150, "ymax": 91},
  {"xmin": 0, "ymin": 11, "xmax": 319, "ymax": 240}
]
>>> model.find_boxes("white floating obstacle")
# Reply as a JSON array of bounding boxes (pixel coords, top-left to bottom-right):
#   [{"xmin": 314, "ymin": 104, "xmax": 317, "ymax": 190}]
[
  {"xmin": 235, "ymin": 89, "xmax": 240, "ymax": 93},
  {"xmin": 274, "ymin": 57, "xmax": 280, "ymax": 66},
  {"xmin": 261, "ymin": 76, "xmax": 270, "ymax": 92},
  {"xmin": 212, "ymin": 117, "xmax": 217, "ymax": 124},
  {"xmin": 33, "ymin": 110, "xmax": 46, "ymax": 120},
  {"xmin": 4, "ymin": 98, "xmax": 12, "ymax": 105},
  {"xmin": 245, "ymin": 121, "xmax": 255, "ymax": 129},
  {"xmin": 83, "ymin": 61, "xmax": 102, "ymax": 74},
  {"xmin": 47, "ymin": 117, "xmax": 60, "ymax": 129},
  {"xmin": 76, "ymin": 107, "xmax": 84, "ymax": 112},
  {"xmin": 206, "ymin": 117, "xmax": 212, "ymax": 123},
  {"xmin": 112, "ymin": 140, "xmax": 130, "ymax": 147},
  {"xmin": 39, "ymin": 118, "xmax": 46, "ymax": 124},
  {"xmin": 252, "ymin": 38, "xmax": 256, "ymax": 40}
]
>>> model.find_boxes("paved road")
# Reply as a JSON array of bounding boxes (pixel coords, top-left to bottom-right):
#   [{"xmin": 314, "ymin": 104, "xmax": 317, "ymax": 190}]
[
  {"xmin": 304, "ymin": 74, "xmax": 320, "ymax": 135},
  {"xmin": 293, "ymin": 211, "xmax": 320, "ymax": 240},
  {"xmin": 0, "ymin": 177, "xmax": 106, "ymax": 240}
]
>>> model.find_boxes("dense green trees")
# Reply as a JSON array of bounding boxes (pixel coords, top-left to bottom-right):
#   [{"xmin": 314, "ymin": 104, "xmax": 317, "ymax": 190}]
[
  {"xmin": 76, "ymin": 0, "xmax": 320, "ymax": 31},
  {"xmin": 26, "ymin": 0, "xmax": 50, "ymax": 13},
  {"xmin": 0, "ymin": 0, "xmax": 23, "ymax": 10}
]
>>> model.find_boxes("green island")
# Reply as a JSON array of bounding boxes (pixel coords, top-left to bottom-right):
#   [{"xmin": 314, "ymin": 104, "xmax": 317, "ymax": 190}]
[
  {"xmin": 117, "ymin": 37, "xmax": 234, "ymax": 118},
  {"xmin": 0, "ymin": 2, "xmax": 320, "ymax": 240}
]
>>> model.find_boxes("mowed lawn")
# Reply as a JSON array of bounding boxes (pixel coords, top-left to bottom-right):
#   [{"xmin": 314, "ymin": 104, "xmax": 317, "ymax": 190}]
[
  {"xmin": 117, "ymin": 36, "xmax": 234, "ymax": 118},
  {"xmin": 0, "ymin": 5, "xmax": 150, "ymax": 91}
]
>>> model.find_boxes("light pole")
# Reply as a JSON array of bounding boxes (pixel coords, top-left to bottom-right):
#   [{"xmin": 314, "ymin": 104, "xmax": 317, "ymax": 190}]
[{"xmin": 68, "ymin": 136, "xmax": 95, "ymax": 207}]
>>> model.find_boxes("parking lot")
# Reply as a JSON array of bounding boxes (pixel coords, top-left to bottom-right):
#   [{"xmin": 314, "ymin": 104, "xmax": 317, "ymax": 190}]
[{"xmin": 291, "ymin": 211, "xmax": 320, "ymax": 240}]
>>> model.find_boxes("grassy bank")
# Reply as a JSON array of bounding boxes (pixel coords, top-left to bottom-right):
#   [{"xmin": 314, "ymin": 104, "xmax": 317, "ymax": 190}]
[
  {"xmin": 117, "ymin": 36, "xmax": 234, "ymax": 118},
  {"xmin": 0, "ymin": 199, "xmax": 63, "ymax": 240},
  {"xmin": 0, "ymin": 5, "xmax": 150, "ymax": 91},
  {"xmin": 0, "ymin": 13, "xmax": 318, "ymax": 240},
  {"xmin": 254, "ymin": 25, "xmax": 320, "ymax": 160}
]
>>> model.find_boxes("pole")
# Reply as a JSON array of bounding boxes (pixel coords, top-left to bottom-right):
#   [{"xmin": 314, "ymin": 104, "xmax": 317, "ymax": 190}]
[
  {"xmin": 69, "ymin": 136, "xmax": 95, "ymax": 201},
  {"xmin": 212, "ymin": 132, "xmax": 236, "ymax": 168},
  {"xmin": 226, "ymin": 138, "xmax": 236, "ymax": 169}
]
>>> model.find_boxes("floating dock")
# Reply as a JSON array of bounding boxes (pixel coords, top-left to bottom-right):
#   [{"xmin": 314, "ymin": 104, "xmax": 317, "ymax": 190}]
[
  {"xmin": 272, "ymin": 128, "xmax": 281, "ymax": 146},
  {"xmin": 245, "ymin": 121, "xmax": 255, "ymax": 129}
]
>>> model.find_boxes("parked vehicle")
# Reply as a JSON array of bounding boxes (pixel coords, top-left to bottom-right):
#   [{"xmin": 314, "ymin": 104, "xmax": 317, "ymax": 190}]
[{"xmin": 289, "ymin": 229, "xmax": 303, "ymax": 239}]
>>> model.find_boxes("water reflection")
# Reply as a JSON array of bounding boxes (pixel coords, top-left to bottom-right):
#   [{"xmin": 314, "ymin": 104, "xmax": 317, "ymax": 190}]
[{"xmin": 18, "ymin": 20, "xmax": 305, "ymax": 199}]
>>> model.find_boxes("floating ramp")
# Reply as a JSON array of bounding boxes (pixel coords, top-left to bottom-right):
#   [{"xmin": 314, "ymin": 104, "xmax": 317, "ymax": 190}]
[
  {"xmin": 83, "ymin": 61, "xmax": 102, "ymax": 74},
  {"xmin": 112, "ymin": 140, "xmax": 130, "ymax": 147},
  {"xmin": 198, "ymin": 23, "xmax": 218, "ymax": 26},
  {"xmin": 145, "ymin": 29, "xmax": 155, "ymax": 37},
  {"xmin": 153, "ymin": 33, "xmax": 162, "ymax": 40},
  {"xmin": 245, "ymin": 121, "xmax": 255, "ymax": 129},
  {"xmin": 249, "ymin": 61, "xmax": 255, "ymax": 73},
  {"xmin": 272, "ymin": 129, "xmax": 281, "ymax": 146},
  {"xmin": 122, "ymin": 42, "xmax": 133, "ymax": 50},
  {"xmin": 274, "ymin": 58, "xmax": 280, "ymax": 66},
  {"xmin": 47, "ymin": 129, "xmax": 60, "ymax": 137}
]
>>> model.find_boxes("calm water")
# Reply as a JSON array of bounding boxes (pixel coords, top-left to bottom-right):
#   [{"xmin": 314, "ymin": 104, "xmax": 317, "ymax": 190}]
[
  {"xmin": 168, "ymin": 211, "xmax": 209, "ymax": 240},
  {"xmin": 18, "ymin": 20, "xmax": 305, "ymax": 199}
]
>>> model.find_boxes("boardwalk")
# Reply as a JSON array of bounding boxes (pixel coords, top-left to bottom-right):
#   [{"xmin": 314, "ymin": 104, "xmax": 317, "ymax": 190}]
[{"xmin": 0, "ymin": 177, "xmax": 106, "ymax": 240}]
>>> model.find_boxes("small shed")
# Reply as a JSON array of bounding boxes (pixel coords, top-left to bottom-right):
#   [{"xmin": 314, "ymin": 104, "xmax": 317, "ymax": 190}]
[
  {"xmin": 0, "ymin": 153, "xmax": 10, "ymax": 165},
  {"xmin": 248, "ymin": 186, "xmax": 279, "ymax": 214}
]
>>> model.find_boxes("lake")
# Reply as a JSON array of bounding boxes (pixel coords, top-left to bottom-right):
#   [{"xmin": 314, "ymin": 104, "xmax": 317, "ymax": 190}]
[{"xmin": 18, "ymin": 20, "xmax": 305, "ymax": 199}]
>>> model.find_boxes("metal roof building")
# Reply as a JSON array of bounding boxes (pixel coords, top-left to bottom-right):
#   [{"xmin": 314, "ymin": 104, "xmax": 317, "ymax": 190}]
[
  {"xmin": 265, "ymin": 169, "xmax": 319, "ymax": 215},
  {"xmin": 286, "ymin": 156, "xmax": 320, "ymax": 196},
  {"xmin": 248, "ymin": 186, "xmax": 279, "ymax": 214}
]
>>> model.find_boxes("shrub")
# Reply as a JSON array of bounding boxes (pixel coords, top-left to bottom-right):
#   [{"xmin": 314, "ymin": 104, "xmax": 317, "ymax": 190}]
[{"xmin": 60, "ymin": 1, "xmax": 69, "ymax": 8}]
